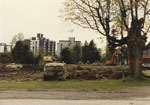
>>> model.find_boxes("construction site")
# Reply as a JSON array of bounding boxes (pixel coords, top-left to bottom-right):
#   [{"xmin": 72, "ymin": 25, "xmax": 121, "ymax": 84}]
[
  {"xmin": 0, "ymin": 44, "xmax": 149, "ymax": 82},
  {"xmin": 0, "ymin": 63, "xmax": 132, "ymax": 82}
]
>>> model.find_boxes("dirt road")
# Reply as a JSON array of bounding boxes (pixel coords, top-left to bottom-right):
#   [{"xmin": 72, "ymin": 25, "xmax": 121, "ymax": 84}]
[
  {"xmin": 0, "ymin": 87, "xmax": 149, "ymax": 105},
  {"xmin": 0, "ymin": 99, "xmax": 150, "ymax": 105},
  {"xmin": 0, "ymin": 86, "xmax": 150, "ymax": 100}
]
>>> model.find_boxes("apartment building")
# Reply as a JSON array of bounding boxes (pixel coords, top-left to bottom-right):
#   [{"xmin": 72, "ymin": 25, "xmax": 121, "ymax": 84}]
[
  {"xmin": 57, "ymin": 37, "xmax": 81, "ymax": 56},
  {"xmin": 24, "ymin": 33, "xmax": 56, "ymax": 56}
]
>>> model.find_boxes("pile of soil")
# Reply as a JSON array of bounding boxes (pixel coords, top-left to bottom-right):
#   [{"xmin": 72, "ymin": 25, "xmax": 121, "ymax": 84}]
[
  {"xmin": 67, "ymin": 67, "xmax": 129, "ymax": 80},
  {"xmin": 0, "ymin": 64, "xmax": 43, "ymax": 82},
  {"xmin": 0, "ymin": 64, "xmax": 129, "ymax": 81}
]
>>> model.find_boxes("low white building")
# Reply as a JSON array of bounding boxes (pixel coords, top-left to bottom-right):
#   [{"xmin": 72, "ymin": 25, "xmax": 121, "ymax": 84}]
[{"xmin": 57, "ymin": 37, "xmax": 81, "ymax": 56}]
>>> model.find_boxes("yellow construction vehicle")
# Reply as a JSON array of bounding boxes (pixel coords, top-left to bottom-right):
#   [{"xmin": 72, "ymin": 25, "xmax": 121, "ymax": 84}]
[{"xmin": 42, "ymin": 56, "xmax": 53, "ymax": 65}]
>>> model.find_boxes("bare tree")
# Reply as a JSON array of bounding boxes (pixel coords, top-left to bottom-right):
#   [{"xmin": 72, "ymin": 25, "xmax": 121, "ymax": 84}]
[
  {"xmin": 62, "ymin": 0, "xmax": 150, "ymax": 77},
  {"xmin": 11, "ymin": 32, "xmax": 24, "ymax": 48}
]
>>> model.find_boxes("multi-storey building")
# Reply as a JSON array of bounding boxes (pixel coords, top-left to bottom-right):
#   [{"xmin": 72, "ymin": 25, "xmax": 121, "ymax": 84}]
[
  {"xmin": 57, "ymin": 37, "xmax": 81, "ymax": 56},
  {"xmin": 44, "ymin": 39, "xmax": 56, "ymax": 56},
  {"xmin": 24, "ymin": 33, "xmax": 56, "ymax": 56}
]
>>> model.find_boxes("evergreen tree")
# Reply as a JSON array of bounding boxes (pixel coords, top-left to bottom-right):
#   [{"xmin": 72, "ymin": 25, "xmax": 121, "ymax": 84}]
[
  {"xmin": 88, "ymin": 40, "xmax": 100, "ymax": 63},
  {"xmin": 71, "ymin": 45, "xmax": 81, "ymax": 64},
  {"xmin": 82, "ymin": 40, "xmax": 100, "ymax": 64},
  {"xmin": 11, "ymin": 41, "xmax": 25, "ymax": 63},
  {"xmin": 60, "ymin": 47, "xmax": 72, "ymax": 64},
  {"xmin": 82, "ymin": 41, "xmax": 89, "ymax": 63},
  {"xmin": 11, "ymin": 41, "xmax": 35, "ymax": 64}
]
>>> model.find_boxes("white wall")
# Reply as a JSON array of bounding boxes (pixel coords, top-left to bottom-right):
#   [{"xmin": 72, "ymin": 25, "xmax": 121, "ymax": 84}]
[{"xmin": 56, "ymin": 37, "xmax": 81, "ymax": 56}]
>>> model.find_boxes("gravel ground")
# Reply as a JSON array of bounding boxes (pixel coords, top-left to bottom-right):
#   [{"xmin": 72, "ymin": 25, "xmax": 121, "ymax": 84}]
[
  {"xmin": 0, "ymin": 99, "xmax": 150, "ymax": 105},
  {"xmin": 0, "ymin": 86, "xmax": 150, "ymax": 100}
]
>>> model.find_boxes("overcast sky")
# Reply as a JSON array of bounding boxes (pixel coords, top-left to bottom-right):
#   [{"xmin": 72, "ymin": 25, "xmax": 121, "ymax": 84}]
[{"xmin": 0, "ymin": 0, "xmax": 106, "ymax": 50}]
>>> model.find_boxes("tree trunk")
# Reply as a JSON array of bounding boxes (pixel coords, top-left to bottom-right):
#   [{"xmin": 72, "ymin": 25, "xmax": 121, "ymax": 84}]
[
  {"xmin": 127, "ymin": 43, "xmax": 143, "ymax": 77},
  {"xmin": 127, "ymin": 31, "xmax": 145, "ymax": 77}
]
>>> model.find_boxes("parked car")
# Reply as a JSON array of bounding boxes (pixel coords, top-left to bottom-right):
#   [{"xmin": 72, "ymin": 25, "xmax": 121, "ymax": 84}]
[{"xmin": 43, "ymin": 63, "xmax": 67, "ymax": 81}]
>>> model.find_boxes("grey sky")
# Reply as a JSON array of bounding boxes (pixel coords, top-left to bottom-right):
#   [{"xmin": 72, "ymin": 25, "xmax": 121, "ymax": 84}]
[{"xmin": 0, "ymin": 0, "xmax": 105, "ymax": 49}]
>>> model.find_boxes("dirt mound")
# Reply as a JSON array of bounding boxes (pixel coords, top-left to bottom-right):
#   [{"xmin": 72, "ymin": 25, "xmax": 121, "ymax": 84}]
[
  {"xmin": 0, "ymin": 64, "xmax": 129, "ymax": 81},
  {"xmin": 67, "ymin": 68, "xmax": 129, "ymax": 80},
  {"xmin": 0, "ymin": 64, "xmax": 43, "ymax": 82}
]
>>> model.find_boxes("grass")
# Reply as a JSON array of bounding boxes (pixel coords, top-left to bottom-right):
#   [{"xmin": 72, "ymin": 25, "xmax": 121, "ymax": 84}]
[{"xmin": 0, "ymin": 77, "xmax": 149, "ymax": 91}]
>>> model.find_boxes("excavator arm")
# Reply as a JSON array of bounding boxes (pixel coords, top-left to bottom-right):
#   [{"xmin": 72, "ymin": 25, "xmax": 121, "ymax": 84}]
[{"xmin": 105, "ymin": 49, "xmax": 121, "ymax": 65}]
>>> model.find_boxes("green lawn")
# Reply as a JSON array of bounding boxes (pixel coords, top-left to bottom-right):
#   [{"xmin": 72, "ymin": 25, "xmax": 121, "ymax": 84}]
[{"xmin": 0, "ymin": 77, "xmax": 149, "ymax": 91}]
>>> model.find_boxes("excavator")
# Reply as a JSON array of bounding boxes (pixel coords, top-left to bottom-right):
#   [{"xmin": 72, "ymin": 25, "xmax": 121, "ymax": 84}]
[{"xmin": 105, "ymin": 49, "xmax": 122, "ymax": 65}]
